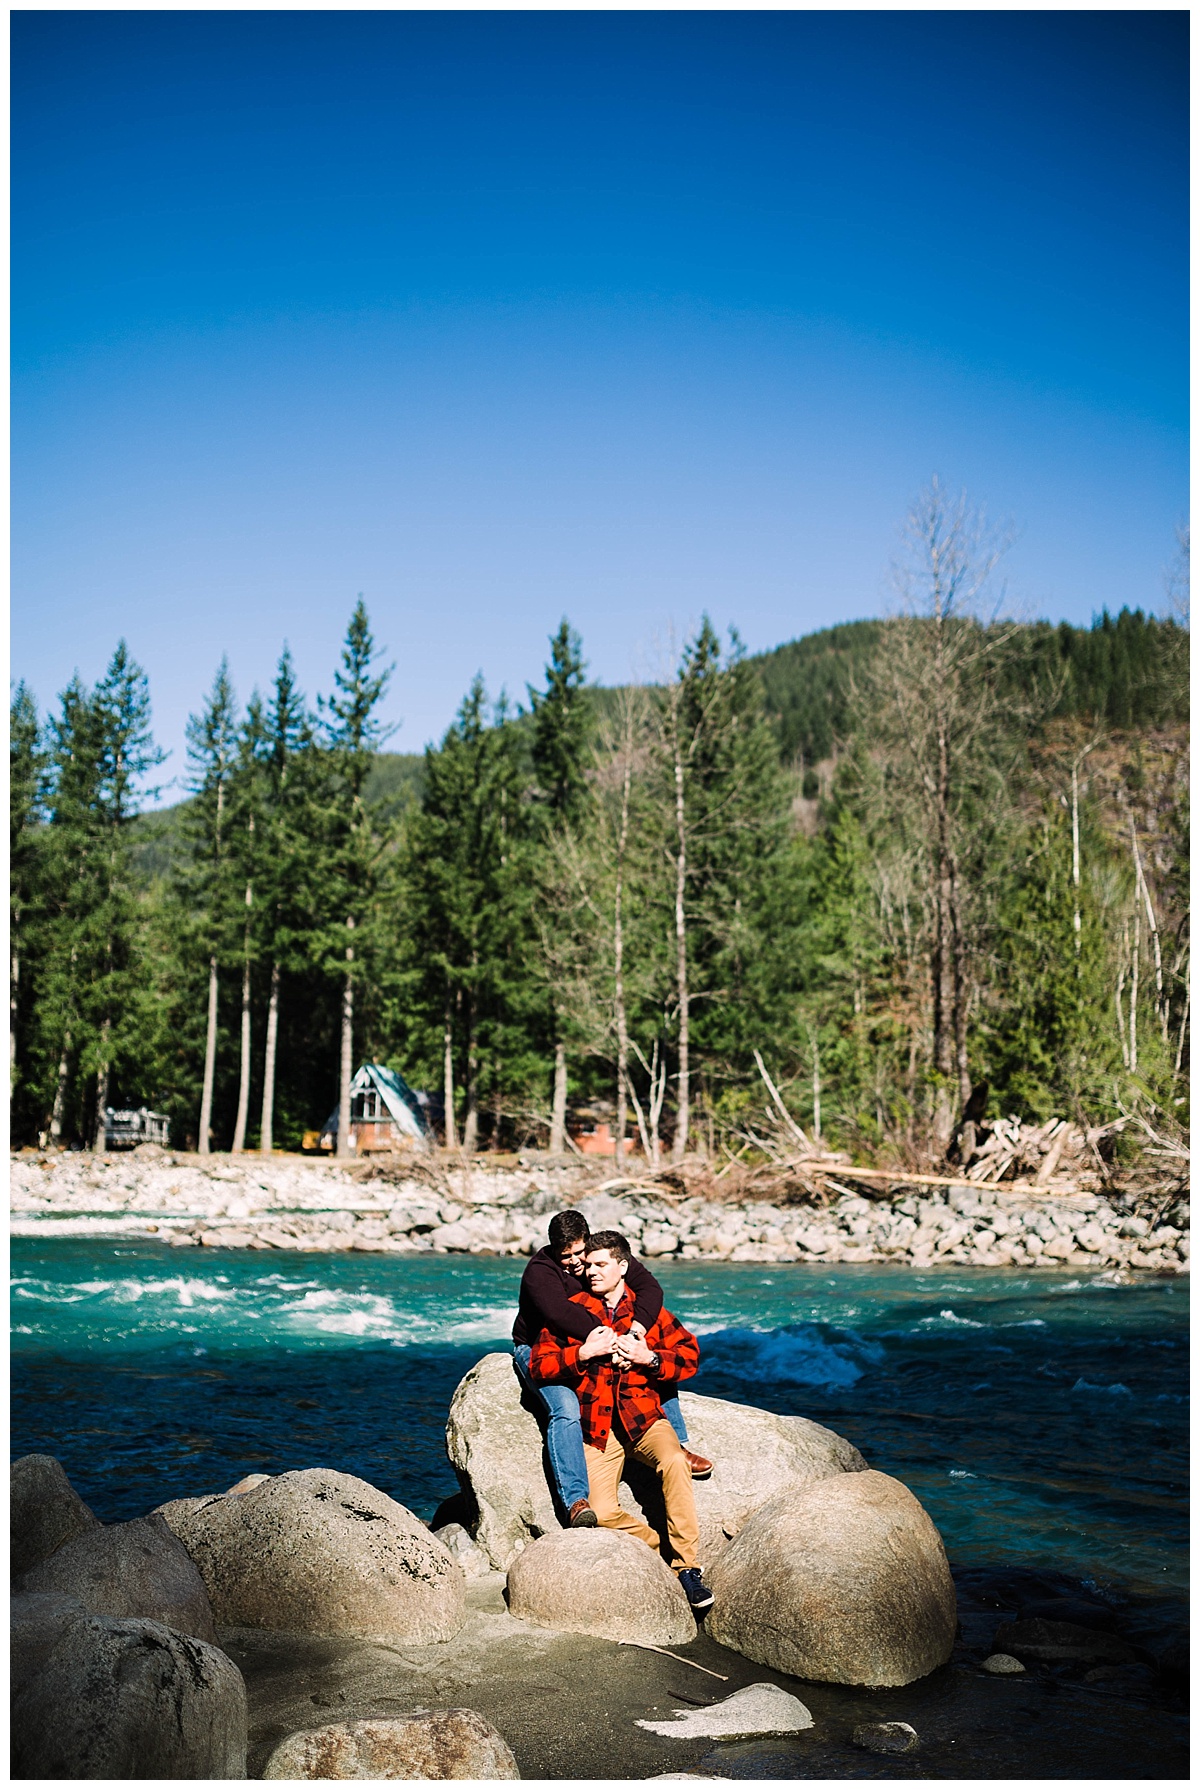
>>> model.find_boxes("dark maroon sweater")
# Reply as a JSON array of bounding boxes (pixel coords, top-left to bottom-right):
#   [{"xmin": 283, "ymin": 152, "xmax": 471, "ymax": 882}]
[{"xmin": 512, "ymin": 1246, "xmax": 664, "ymax": 1347}]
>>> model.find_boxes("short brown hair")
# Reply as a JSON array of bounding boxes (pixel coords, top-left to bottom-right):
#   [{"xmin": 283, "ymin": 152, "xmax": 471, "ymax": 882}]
[
  {"xmin": 585, "ymin": 1229, "xmax": 631, "ymax": 1265},
  {"xmin": 548, "ymin": 1210, "xmax": 590, "ymax": 1251}
]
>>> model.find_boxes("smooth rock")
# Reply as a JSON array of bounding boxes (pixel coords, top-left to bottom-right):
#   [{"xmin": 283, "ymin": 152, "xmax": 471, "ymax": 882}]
[
  {"xmin": 637, "ymin": 1683, "xmax": 813, "ymax": 1740},
  {"xmin": 432, "ymin": 1521, "xmax": 491, "ymax": 1578},
  {"xmin": 11, "ymin": 1611, "xmax": 247, "ymax": 1779},
  {"xmin": 158, "ymin": 1468, "xmax": 465, "ymax": 1644},
  {"xmin": 992, "ymin": 1617, "xmax": 1138, "ymax": 1665},
  {"xmin": 226, "ymin": 1472, "xmax": 272, "ymax": 1495},
  {"xmin": 506, "ymin": 1527, "xmax": 695, "ymax": 1644},
  {"xmin": 11, "ymin": 1452, "xmax": 102, "ymax": 1576},
  {"xmin": 445, "ymin": 1353, "xmax": 559, "ymax": 1569},
  {"xmin": 446, "ymin": 1352, "xmax": 866, "ymax": 1570},
  {"xmin": 17, "ymin": 1511, "xmax": 217, "ymax": 1642},
  {"xmin": 262, "ymin": 1711, "xmax": 519, "ymax": 1780},
  {"xmin": 982, "ymin": 1652, "xmax": 1026, "ymax": 1674},
  {"xmin": 853, "ymin": 1721, "xmax": 919, "ymax": 1755},
  {"xmin": 707, "ymin": 1469, "xmax": 957, "ymax": 1687},
  {"xmin": 11, "ymin": 1589, "xmax": 90, "ymax": 1678}
]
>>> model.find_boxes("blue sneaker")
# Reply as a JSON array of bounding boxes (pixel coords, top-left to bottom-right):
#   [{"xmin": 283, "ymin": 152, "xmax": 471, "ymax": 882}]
[{"xmin": 678, "ymin": 1566, "xmax": 714, "ymax": 1612}]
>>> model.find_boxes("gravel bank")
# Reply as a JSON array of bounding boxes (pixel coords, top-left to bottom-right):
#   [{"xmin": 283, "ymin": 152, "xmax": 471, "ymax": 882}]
[{"xmin": 10, "ymin": 1150, "xmax": 1188, "ymax": 1275}]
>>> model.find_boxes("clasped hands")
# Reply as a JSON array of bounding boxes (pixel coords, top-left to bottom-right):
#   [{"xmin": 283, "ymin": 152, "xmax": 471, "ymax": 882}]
[{"xmin": 577, "ymin": 1319, "xmax": 656, "ymax": 1368}]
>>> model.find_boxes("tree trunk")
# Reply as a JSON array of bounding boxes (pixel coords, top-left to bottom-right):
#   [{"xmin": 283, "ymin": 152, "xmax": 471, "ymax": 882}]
[
  {"xmin": 1071, "ymin": 763, "xmax": 1082, "ymax": 956},
  {"xmin": 1131, "ymin": 823, "xmax": 1166, "ymax": 1041},
  {"xmin": 49, "ymin": 1031, "xmax": 71, "ymax": 1142},
  {"xmin": 442, "ymin": 998, "xmax": 457, "ymax": 1148},
  {"xmin": 671, "ymin": 720, "xmax": 690, "ymax": 1164},
  {"xmin": 92, "ymin": 1032, "xmax": 110, "ymax": 1154},
  {"xmin": 613, "ymin": 740, "xmax": 633, "ymax": 1165},
  {"xmin": 231, "ymin": 880, "xmax": 252, "ymax": 1154},
  {"xmin": 198, "ymin": 954, "xmax": 219, "ymax": 1155},
  {"xmin": 260, "ymin": 961, "xmax": 280, "ymax": 1154},
  {"xmin": 10, "ymin": 939, "xmax": 18, "ymax": 1090},
  {"xmin": 946, "ymin": 845, "xmax": 972, "ymax": 1109},
  {"xmin": 1128, "ymin": 912, "xmax": 1139, "ymax": 1074},
  {"xmin": 549, "ymin": 1040, "xmax": 567, "ymax": 1154},
  {"xmin": 336, "ymin": 921, "xmax": 354, "ymax": 1160},
  {"xmin": 810, "ymin": 1028, "xmax": 821, "ymax": 1145},
  {"xmin": 463, "ymin": 1009, "xmax": 478, "ymax": 1154}
]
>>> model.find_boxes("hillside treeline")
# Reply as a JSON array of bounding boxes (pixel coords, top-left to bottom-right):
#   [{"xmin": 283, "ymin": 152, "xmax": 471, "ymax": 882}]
[{"xmin": 11, "ymin": 491, "xmax": 1190, "ymax": 1165}]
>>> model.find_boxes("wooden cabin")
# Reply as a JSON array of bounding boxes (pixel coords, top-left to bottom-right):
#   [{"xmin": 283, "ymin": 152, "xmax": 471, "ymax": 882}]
[{"xmin": 312, "ymin": 1063, "xmax": 431, "ymax": 1155}]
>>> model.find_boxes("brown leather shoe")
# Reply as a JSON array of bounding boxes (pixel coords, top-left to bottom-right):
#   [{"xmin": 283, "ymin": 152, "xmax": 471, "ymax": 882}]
[
  {"xmin": 682, "ymin": 1449, "xmax": 713, "ymax": 1480},
  {"xmin": 568, "ymin": 1499, "xmax": 599, "ymax": 1528}
]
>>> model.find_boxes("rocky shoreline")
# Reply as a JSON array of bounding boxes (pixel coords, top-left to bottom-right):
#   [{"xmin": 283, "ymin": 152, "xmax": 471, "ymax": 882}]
[{"xmin": 11, "ymin": 1146, "xmax": 1189, "ymax": 1274}]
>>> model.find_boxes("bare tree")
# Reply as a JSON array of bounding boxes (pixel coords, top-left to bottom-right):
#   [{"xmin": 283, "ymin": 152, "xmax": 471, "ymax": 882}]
[{"xmin": 862, "ymin": 478, "xmax": 1022, "ymax": 1150}]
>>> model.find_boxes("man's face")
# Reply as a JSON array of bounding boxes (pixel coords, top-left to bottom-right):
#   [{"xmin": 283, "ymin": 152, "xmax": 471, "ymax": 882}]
[
  {"xmin": 585, "ymin": 1248, "xmax": 626, "ymax": 1298},
  {"xmin": 556, "ymin": 1236, "xmax": 587, "ymax": 1278}
]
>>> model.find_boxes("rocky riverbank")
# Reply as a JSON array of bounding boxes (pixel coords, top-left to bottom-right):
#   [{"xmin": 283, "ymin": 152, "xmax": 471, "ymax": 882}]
[
  {"xmin": 11, "ymin": 1146, "xmax": 1189, "ymax": 1274},
  {"xmin": 11, "ymin": 1365, "xmax": 1188, "ymax": 1780}
]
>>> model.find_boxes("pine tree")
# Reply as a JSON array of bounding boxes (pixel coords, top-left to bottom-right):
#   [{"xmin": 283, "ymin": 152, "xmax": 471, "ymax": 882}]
[
  {"xmin": 528, "ymin": 619, "xmax": 588, "ymax": 1149},
  {"xmin": 318, "ymin": 600, "xmax": 394, "ymax": 1157},
  {"xmin": 182, "ymin": 661, "xmax": 239, "ymax": 1153},
  {"xmin": 227, "ymin": 693, "xmax": 267, "ymax": 1152},
  {"xmin": 256, "ymin": 649, "xmax": 317, "ymax": 1154},
  {"xmin": 11, "ymin": 683, "xmax": 48, "ymax": 1128}
]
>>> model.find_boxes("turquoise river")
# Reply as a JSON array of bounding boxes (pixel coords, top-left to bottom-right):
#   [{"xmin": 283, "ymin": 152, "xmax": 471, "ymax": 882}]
[{"xmin": 11, "ymin": 1240, "xmax": 1188, "ymax": 1600}]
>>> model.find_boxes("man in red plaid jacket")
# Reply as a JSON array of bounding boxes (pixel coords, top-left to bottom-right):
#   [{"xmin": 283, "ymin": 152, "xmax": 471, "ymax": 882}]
[{"xmin": 529, "ymin": 1228, "xmax": 715, "ymax": 1612}]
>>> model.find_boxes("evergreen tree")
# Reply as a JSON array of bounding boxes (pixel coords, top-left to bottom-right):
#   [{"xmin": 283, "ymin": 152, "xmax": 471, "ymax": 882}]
[
  {"xmin": 10, "ymin": 683, "xmax": 47, "ymax": 1124},
  {"xmin": 528, "ymin": 619, "xmax": 589, "ymax": 1148},
  {"xmin": 255, "ymin": 649, "xmax": 318, "ymax": 1153},
  {"xmin": 181, "ymin": 661, "xmax": 239, "ymax": 1152},
  {"xmin": 318, "ymin": 600, "xmax": 394, "ymax": 1156}
]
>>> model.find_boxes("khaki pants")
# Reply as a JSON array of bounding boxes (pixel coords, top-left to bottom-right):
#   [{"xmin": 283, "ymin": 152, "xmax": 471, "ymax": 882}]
[{"xmin": 584, "ymin": 1417, "xmax": 699, "ymax": 1571}]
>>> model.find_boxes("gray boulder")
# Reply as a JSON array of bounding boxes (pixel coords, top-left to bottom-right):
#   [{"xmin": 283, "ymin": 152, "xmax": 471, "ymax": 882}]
[
  {"xmin": 432, "ymin": 1521, "xmax": 491, "ymax": 1578},
  {"xmin": 262, "ymin": 1711, "xmax": 520, "ymax": 1779},
  {"xmin": 445, "ymin": 1352, "xmax": 866, "ymax": 1570},
  {"xmin": 157, "ymin": 1468, "xmax": 466, "ymax": 1644},
  {"xmin": 11, "ymin": 1453, "xmax": 101, "ymax": 1577},
  {"xmin": 17, "ymin": 1511, "xmax": 217, "ymax": 1642},
  {"xmin": 446, "ymin": 1354, "xmax": 557, "ymax": 1570},
  {"xmin": 707, "ymin": 1469, "xmax": 958, "ymax": 1687},
  {"xmin": 853, "ymin": 1722, "xmax": 919, "ymax": 1755},
  {"xmin": 11, "ymin": 1606, "xmax": 247, "ymax": 1779},
  {"xmin": 506, "ymin": 1527, "xmax": 695, "ymax": 1644}
]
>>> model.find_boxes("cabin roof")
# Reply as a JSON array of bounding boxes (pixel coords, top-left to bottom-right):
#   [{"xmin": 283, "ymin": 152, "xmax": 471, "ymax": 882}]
[{"xmin": 324, "ymin": 1062, "xmax": 428, "ymax": 1141}]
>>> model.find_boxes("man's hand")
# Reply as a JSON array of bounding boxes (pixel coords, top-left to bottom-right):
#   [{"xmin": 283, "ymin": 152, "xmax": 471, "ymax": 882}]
[
  {"xmin": 612, "ymin": 1331, "xmax": 657, "ymax": 1368},
  {"xmin": 627, "ymin": 1321, "xmax": 648, "ymax": 1340},
  {"xmin": 577, "ymin": 1325, "xmax": 619, "ymax": 1362}
]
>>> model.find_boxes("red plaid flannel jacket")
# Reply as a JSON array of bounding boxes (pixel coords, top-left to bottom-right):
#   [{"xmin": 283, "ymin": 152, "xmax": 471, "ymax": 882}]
[{"xmin": 529, "ymin": 1281, "xmax": 699, "ymax": 1447}]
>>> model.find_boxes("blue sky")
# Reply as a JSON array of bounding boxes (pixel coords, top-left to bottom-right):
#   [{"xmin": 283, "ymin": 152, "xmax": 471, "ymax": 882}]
[{"xmin": 12, "ymin": 11, "xmax": 1188, "ymax": 796}]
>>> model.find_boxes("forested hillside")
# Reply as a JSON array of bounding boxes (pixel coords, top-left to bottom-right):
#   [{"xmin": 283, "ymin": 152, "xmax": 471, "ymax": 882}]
[{"xmin": 11, "ymin": 494, "xmax": 1189, "ymax": 1169}]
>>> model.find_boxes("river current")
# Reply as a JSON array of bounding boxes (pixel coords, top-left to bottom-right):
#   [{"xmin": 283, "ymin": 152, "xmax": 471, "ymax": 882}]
[{"xmin": 10, "ymin": 1240, "xmax": 1188, "ymax": 1599}]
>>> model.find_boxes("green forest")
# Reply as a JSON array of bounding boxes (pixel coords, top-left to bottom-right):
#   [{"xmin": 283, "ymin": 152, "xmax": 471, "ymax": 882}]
[{"xmin": 11, "ymin": 492, "xmax": 1190, "ymax": 1167}]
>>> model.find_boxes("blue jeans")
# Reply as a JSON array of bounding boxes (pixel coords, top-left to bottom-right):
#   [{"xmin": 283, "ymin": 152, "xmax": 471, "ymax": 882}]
[{"xmin": 513, "ymin": 1344, "xmax": 689, "ymax": 1513}]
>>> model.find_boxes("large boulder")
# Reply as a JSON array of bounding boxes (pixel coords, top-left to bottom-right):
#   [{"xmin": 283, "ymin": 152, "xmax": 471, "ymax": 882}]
[
  {"xmin": 445, "ymin": 1352, "xmax": 866, "ymax": 1570},
  {"xmin": 707, "ymin": 1469, "xmax": 957, "ymax": 1687},
  {"xmin": 446, "ymin": 1354, "xmax": 557, "ymax": 1569},
  {"xmin": 262, "ymin": 1711, "xmax": 520, "ymax": 1779},
  {"xmin": 157, "ymin": 1468, "xmax": 466, "ymax": 1644},
  {"xmin": 506, "ymin": 1527, "xmax": 696, "ymax": 1644},
  {"xmin": 11, "ymin": 1601, "xmax": 247, "ymax": 1779},
  {"xmin": 11, "ymin": 1453, "xmax": 101, "ymax": 1577},
  {"xmin": 16, "ymin": 1512, "xmax": 217, "ymax": 1642}
]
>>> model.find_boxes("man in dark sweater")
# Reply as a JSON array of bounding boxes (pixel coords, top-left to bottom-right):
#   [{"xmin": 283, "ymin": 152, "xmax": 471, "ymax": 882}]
[{"xmin": 513, "ymin": 1209, "xmax": 712, "ymax": 1527}]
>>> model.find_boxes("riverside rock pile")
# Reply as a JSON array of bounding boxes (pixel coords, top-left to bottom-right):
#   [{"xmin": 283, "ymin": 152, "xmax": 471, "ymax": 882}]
[{"xmin": 11, "ymin": 1147, "xmax": 1189, "ymax": 1273}]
